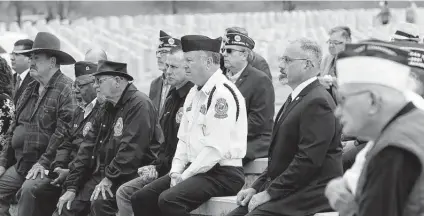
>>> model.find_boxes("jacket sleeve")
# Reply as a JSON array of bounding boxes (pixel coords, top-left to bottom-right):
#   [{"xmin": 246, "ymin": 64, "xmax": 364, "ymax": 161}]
[
  {"xmin": 0, "ymin": 112, "xmax": 16, "ymax": 168},
  {"xmin": 105, "ymin": 101, "xmax": 156, "ymax": 180},
  {"xmin": 38, "ymin": 87, "xmax": 76, "ymax": 168},
  {"xmin": 265, "ymin": 99, "xmax": 337, "ymax": 200},
  {"xmin": 245, "ymin": 75, "xmax": 275, "ymax": 160},
  {"xmin": 251, "ymin": 168, "xmax": 268, "ymax": 191},
  {"xmin": 252, "ymin": 53, "xmax": 272, "ymax": 80}
]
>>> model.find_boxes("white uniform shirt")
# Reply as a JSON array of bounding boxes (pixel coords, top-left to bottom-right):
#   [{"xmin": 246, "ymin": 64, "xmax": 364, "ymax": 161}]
[{"xmin": 170, "ymin": 69, "xmax": 248, "ymax": 180}]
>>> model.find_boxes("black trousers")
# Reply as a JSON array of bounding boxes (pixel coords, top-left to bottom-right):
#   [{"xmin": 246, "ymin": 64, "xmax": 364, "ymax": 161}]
[
  {"xmin": 51, "ymin": 175, "xmax": 118, "ymax": 216},
  {"xmin": 32, "ymin": 181, "xmax": 62, "ymax": 216},
  {"xmin": 131, "ymin": 165, "xmax": 244, "ymax": 216}
]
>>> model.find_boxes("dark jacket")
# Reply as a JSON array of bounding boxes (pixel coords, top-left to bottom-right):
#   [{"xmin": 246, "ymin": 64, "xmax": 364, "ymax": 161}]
[
  {"xmin": 51, "ymin": 102, "xmax": 101, "ymax": 170},
  {"xmin": 154, "ymin": 82, "xmax": 193, "ymax": 176},
  {"xmin": 64, "ymin": 84, "xmax": 158, "ymax": 192},
  {"xmin": 251, "ymin": 51, "xmax": 272, "ymax": 80},
  {"xmin": 251, "ymin": 80, "xmax": 343, "ymax": 215},
  {"xmin": 234, "ymin": 64, "xmax": 274, "ymax": 163},
  {"xmin": 149, "ymin": 74, "xmax": 165, "ymax": 113},
  {"xmin": 0, "ymin": 70, "xmax": 76, "ymax": 176},
  {"xmin": 12, "ymin": 72, "xmax": 34, "ymax": 106}
]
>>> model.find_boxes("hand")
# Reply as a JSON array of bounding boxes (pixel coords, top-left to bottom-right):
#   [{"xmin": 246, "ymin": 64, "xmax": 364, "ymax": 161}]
[
  {"xmin": 90, "ymin": 177, "xmax": 114, "ymax": 201},
  {"xmin": 170, "ymin": 173, "xmax": 183, "ymax": 187},
  {"xmin": 236, "ymin": 188, "xmax": 257, "ymax": 206},
  {"xmin": 248, "ymin": 191, "xmax": 271, "ymax": 212},
  {"xmin": 57, "ymin": 190, "xmax": 76, "ymax": 215},
  {"xmin": 137, "ymin": 165, "xmax": 158, "ymax": 181},
  {"xmin": 26, "ymin": 162, "xmax": 46, "ymax": 180},
  {"xmin": 50, "ymin": 167, "xmax": 70, "ymax": 186},
  {"xmin": 325, "ymin": 177, "xmax": 355, "ymax": 214},
  {"xmin": 0, "ymin": 166, "xmax": 5, "ymax": 177}
]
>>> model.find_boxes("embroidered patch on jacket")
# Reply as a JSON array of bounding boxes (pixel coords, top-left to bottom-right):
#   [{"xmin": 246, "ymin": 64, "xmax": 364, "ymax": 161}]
[
  {"xmin": 200, "ymin": 104, "xmax": 207, "ymax": 115},
  {"xmin": 114, "ymin": 117, "xmax": 123, "ymax": 136},
  {"xmin": 175, "ymin": 107, "xmax": 183, "ymax": 124},
  {"xmin": 83, "ymin": 122, "xmax": 92, "ymax": 137},
  {"xmin": 214, "ymin": 98, "xmax": 228, "ymax": 119},
  {"xmin": 186, "ymin": 103, "xmax": 192, "ymax": 112}
]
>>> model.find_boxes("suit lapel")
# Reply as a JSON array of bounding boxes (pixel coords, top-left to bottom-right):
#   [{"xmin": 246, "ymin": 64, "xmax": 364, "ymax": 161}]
[
  {"xmin": 271, "ymin": 80, "xmax": 320, "ymax": 141},
  {"xmin": 234, "ymin": 65, "xmax": 251, "ymax": 88}
]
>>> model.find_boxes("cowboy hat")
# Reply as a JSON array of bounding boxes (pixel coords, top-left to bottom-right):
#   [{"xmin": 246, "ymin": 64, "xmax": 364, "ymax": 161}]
[
  {"xmin": 18, "ymin": 32, "xmax": 76, "ymax": 65},
  {"xmin": 93, "ymin": 60, "xmax": 133, "ymax": 81}
]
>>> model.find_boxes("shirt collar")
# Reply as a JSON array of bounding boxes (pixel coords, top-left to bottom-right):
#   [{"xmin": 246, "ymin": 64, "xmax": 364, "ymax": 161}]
[
  {"xmin": 290, "ymin": 77, "xmax": 317, "ymax": 100},
  {"xmin": 226, "ymin": 64, "xmax": 247, "ymax": 83},
  {"xmin": 176, "ymin": 81, "xmax": 194, "ymax": 98},
  {"xmin": 19, "ymin": 68, "xmax": 30, "ymax": 81},
  {"xmin": 197, "ymin": 68, "xmax": 223, "ymax": 96}
]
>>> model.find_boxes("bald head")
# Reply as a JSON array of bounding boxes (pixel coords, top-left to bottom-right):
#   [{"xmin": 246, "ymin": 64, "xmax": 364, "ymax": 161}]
[{"xmin": 85, "ymin": 48, "xmax": 107, "ymax": 63}]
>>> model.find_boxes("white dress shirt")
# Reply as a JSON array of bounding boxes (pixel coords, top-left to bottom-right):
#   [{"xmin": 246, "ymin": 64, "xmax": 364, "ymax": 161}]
[
  {"xmin": 17, "ymin": 69, "xmax": 30, "ymax": 88},
  {"xmin": 289, "ymin": 76, "xmax": 318, "ymax": 100},
  {"xmin": 83, "ymin": 98, "xmax": 97, "ymax": 119},
  {"xmin": 170, "ymin": 69, "xmax": 248, "ymax": 180}
]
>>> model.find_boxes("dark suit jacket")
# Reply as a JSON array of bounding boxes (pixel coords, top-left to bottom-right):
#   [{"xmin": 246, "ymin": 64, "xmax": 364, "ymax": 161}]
[
  {"xmin": 148, "ymin": 75, "xmax": 164, "ymax": 112},
  {"xmin": 234, "ymin": 64, "xmax": 274, "ymax": 163},
  {"xmin": 251, "ymin": 80, "xmax": 343, "ymax": 215},
  {"xmin": 12, "ymin": 72, "xmax": 34, "ymax": 106},
  {"xmin": 251, "ymin": 52, "xmax": 272, "ymax": 80}
]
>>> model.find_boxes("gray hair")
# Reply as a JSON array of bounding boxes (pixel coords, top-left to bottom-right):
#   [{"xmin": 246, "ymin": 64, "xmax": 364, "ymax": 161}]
[
  {"xmin": 201, "ymin": 51, "xmax": 221, "ymax": 65},
  {"xmin": 292, "ymin": 38, "xmax": 322, "ymax": 68},
  {"xmin": 329, "ymin": 26, "xmax": 352, "ymax": 41}
]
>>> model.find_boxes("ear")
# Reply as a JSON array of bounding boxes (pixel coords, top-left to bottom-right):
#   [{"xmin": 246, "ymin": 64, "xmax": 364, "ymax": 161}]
[
  {"xmin": 368, "ymin": 91, "xmax": 381, "ymax": 115},
  {"xmin": 50, "ymin": 56, "xmax": 57, "ymax": 66}
]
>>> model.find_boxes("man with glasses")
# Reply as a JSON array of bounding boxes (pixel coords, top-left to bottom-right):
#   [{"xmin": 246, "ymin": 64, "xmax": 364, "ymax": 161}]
[
  {"xmin": 222, "ymin": 30, "xmax": 274, "ymax": 165},
  {"xmin": 149, "ymin": 30, "xmax": 182, "ymax": 119},
  {"xmin": 326, "ymin": 40, "xmax": 424, "ymax": 216},
  {"xmin": 10, "ymin": 39, "xmax": 34, "ymax": 105},
  {"xmin": 227, "ymin": 38, "xmax": 342, "ymax": 216},
  {"xmin": 54, "ymin": 60, "xmax": 157, "ymax": 216},
  {"xmin": 16, "ymin": 61, "xmax": 103, "ymax": 216}
]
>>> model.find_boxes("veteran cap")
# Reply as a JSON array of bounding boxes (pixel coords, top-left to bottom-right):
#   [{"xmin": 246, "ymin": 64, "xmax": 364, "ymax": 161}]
[
  {"xmin": 159, "ymin": 30, "xmax": 181, "ymax": 49},
  {"xmin": 224, "ymin": 30, "xmax": 255, "ymax": 50},
  {"xmin": 75, "ymin": 61, "xmax": 97, "ymax": 77},
  {"xmin": 181, "ymin": 35, "xmax": 221, "ymax": 53},
  {"xmin": 336, "ymin": 39, "xmax": 413, "ymax": 91},
  {"xmin": 391, "ymin": 22, "xmax": 421, "ymax": 43}
]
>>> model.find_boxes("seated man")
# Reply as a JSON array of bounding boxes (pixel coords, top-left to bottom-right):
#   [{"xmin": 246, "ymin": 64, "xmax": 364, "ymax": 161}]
[
  {"xmin": 227, "ymin": 38, "xmax": 342, "ymax": 216},
  {"xmin": 54, "ymin": 60, "xmax": 158, "ymax": 216},
  {"xmin": 16, "ymin": 61, "xmax": 103, "ymax": 216},
  {"xmin": 116, "ymin": 44, "xmax": 194, "ymax": 216},
  {"xmin": 131, "ymin": 35, "xmax": 248, "ymax": 216}
]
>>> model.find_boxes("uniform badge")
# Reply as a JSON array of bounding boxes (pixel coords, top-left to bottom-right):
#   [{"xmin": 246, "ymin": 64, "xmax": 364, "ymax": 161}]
[
  {"xmin": 186, "ymin": 103, "xmax": 192, "ymax": 112},
  {"xmin": 168, "ymin": 38, "xmax": 175, "ymax": 45},
  {"xmin": 224, "ymin": 152, "xmax": 232, "ymax": 159},
  {"xmin": 234, "ymin": 35, "xmax": 241, "ymax": 42},
  {"xmin": 200, "ymin": 104, "xmax": 207, "ymax": 115},
  {"xmin": 74, "ymin": 124, "xmax": 78, "ymax": 128},
  {"xmin": 83, "ymin": 122, "xmax": 92, "ymax": 137},
  {"xmin": 86, "ymin": 66, "xmax": 90, "ymax": 71},
  {"xmin": 175, "ymin": 107, "xmax": 183, "ymax": 124},
  {"xmin": 114, "ymin": 117, "xmax": 123, "ymax": 137},
  {"xmin": 214, "ymin": 98, "xmax": 228, "ymax": 119}
]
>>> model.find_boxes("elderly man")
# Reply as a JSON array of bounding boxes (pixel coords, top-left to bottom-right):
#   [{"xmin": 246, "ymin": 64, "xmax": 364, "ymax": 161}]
[
  {"xmin": 131, "ymin": 35, "xmax": 247, "ymax": 216},
  {"xmin": 223, "ymin": 31, "xmax": 274, "ymax": 164},
  {"xmin": 54, "ymin": 60, "xmax": 157, "ymax": 216},
  {"xmin": 15, "ymin": 61, "xmax": 104, "ymax": 216},
  {"xmin": 149, "ymin": 31, "xmax": 182, "ymax": 118},
  {"xmin": 10, "ymin": 39, "xmax": 34, "ymax": 105},
  {"xmin": 227, "ymin": 38, "xmax": 342, "ymax": 216},
  {"xmin": 0, "ymin": 32, "xmax": 76, "ymax": 216},
  {"xmin": 325, "ymin": 40, "xmax": 424, "ymax": 216},
  {"xmin": 116, "ymin": 45, "xmax": 194, "ymax": 216},
  {"xmin": 221, "ymin": 27, "xmax": 271, "ymax": 79}
]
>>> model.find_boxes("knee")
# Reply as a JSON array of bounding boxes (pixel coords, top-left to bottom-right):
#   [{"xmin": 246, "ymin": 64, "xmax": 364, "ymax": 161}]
[
  {"xmin": 130, "ymin": 190, "xmax": 144, "ymax": 207},
  {"xmin": 90, "ymin": 199, "xmax": 106, "ymax": 213},
  {"xmin": 157, "ymin": 190, "xmax": 177, "ymax": 212},
  {"xmin": 20, "ymin": 179, "xmax": 43, "ymax": 198},
  {"xmin": 116, "ymin": 184, "xmax": 128, "ymax": 202}
]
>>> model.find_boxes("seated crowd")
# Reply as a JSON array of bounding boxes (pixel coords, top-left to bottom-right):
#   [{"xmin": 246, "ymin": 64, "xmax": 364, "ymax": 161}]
[{"xmin": 0, "ymin": 21, "xmax": 423, "ymax": 216}]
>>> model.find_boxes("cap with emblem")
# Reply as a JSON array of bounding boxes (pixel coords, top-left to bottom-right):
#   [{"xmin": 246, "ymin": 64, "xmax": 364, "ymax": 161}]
[
  {"xmin": 391, "ymin": 22, "xmax": 421, "ymax": 43},
  {"xmin": 336, "ymin": 39, "xmax": 413, "ymax": 92},
  {"xmin": 224, "ymin": 31, "xmax": 255, "ymax": 50},
  {"xmin": 181, "ymin": 35, "xmax": 222, "ymax": 53},
  {"xmin": 159, "ymin": 30, "xmax": 181, "ymax": 49},
  {"xmin": 93, "ymin": 60, "xmax": 133, "ymax": 81},
  {"xmin": 75, "ymin": 61, "xmax": 97, "ymax": 84}
]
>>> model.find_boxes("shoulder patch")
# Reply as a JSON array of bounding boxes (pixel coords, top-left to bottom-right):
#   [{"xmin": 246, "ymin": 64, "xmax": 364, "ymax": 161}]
[
  {"xmin": 200, "ymin": 104, "xmax": 207, "ymax": 115},
  {"xmin": 175, "ymin": 107, "xmax": 183, "ymax": 124},
  {"xmin": 214, "ymin": 98, "xmax": 228, "ymax": 119},
  {"xmin": 186, "ymin": 103, "xmax": 192, "ymax": 112},
  {"xmin": 83, "ymin": 122, "xmax": 92, "ymax": 137},
  {"xmin": 114, "ymin": 117, "xmax": 123, "ymax": 136}
]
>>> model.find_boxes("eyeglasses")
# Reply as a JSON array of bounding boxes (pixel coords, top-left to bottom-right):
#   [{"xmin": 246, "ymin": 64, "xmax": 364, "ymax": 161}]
[
  {"xmin": 222, "ymin": 48, "xmax": 245, "ymax": 54},
  {"xmin": 95, "ymin": 77, "xmax": 114, "ymax": 85},
  {"xmin": 338, "ymin": 90, "xmax": 371, "ymax": 106},
  {"xmin": 326, "ymin": 40, "xmax": 344, "ymax": 46},
  {"xmin": 156, "ymin": 50, "xmax": 170, "ymax": 56},
  {"xmin": 278, "ymin": 56, "xmax": 313, "ymax": 65}
]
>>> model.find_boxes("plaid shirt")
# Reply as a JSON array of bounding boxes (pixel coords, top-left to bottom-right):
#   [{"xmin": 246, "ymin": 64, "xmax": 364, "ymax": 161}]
[{"xmin": 0, "ymin": 70, "xmax": 76, "ymax": 175}]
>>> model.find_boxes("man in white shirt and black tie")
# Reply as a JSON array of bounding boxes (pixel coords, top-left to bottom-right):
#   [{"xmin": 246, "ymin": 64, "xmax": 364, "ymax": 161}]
[{"xmin": 10, "ymin": 39, "xmax": 34, "ymax": 105}]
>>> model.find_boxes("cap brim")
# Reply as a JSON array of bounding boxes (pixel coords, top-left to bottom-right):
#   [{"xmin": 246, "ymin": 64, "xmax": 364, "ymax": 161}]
[
  {"xmin": 93, "ymin": 71, "xmax": 134, "ymax": 81},
  {"xmin": 19, "ymin": 48, "xmax": 76, "ymax": 65}
]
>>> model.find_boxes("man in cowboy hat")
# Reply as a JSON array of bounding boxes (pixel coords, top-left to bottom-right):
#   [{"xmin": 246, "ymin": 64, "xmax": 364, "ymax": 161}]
[
  {"xmin": 54, "ymin": 60, "xmax": 158, "ymax": 216},
  {"xmin": 16, "ymin": 60, "xmax": 104, "ymax": 216},
  {"xmin": 10, "ymin": 39, "xmax": 35, "ymax": 105},
  {"xmin": 222, "ymin": 30, "xmax": 274, "ymax": 164},
  {"xmin": 149, "ymin": 30, "xmax": 182, "ymax": 119},
  {"xmin": 131, "ymin": 35, "xmax": 247, "ymax": 216},
  {"xmin": 326, "ymin": 40, "xmax": 424, "ymax": 216},
  {"xmin": 0, "ymin": 31, "xmax": 77, "ymax": 215}
]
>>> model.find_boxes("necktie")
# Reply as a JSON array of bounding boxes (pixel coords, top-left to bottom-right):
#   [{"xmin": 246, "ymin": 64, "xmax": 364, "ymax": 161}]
[
  {"xmin": 275, "ymin": 94, "xmax": 293, "ymax": 124},
  {"xmin": 16, "ymin": 75, "xmax": 21, "ymax": 90}
]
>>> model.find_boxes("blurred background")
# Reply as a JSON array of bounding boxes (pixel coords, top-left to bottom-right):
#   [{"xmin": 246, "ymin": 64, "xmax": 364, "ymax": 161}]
[{"xmin": 0, "ymin": 1, "xmax": 422, "ymax": 108}]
